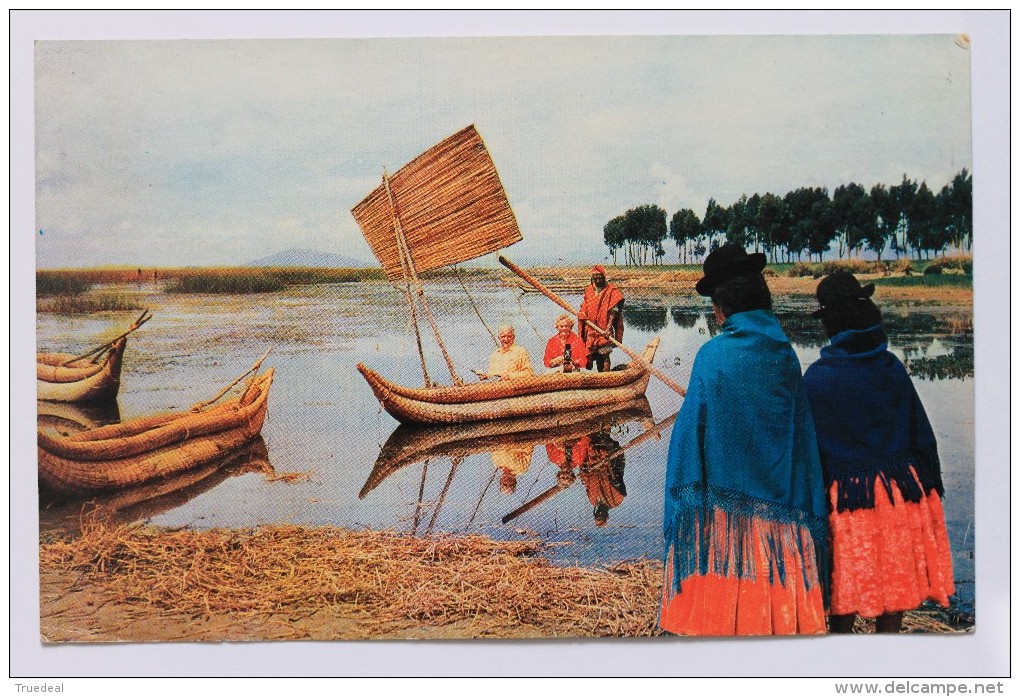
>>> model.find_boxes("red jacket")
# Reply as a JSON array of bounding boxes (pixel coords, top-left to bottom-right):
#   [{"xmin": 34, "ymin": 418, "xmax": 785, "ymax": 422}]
[{"xmin": 543, "ymin": 331, "xmax": 588, "ymax": 369}]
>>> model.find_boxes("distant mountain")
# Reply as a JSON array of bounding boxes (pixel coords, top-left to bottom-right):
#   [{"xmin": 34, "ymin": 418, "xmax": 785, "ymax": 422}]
[{"xmin": 245, "ymin": 247, "xmax": 371, "ymax": 268}]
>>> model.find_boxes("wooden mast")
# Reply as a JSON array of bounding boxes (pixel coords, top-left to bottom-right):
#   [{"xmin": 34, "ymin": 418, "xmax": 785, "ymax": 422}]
[
  {"xmin": 382, "ymin": 172, "xmax": 433, "ymax": 388},
  {"xmin": 383, "ymin": 173, "xmax": 464, "ymax": 387}
]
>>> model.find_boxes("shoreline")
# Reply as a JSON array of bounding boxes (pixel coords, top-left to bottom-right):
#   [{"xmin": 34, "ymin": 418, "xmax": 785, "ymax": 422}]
[{"xmin": 40, "ymin": 521, "xmax": 973, "ymax": 643}]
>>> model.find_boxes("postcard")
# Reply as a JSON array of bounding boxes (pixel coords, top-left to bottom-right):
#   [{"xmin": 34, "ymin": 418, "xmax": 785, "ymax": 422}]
[{"xmin": 12, "ymin": 10, "xmax": 1010, "ymax": 680}]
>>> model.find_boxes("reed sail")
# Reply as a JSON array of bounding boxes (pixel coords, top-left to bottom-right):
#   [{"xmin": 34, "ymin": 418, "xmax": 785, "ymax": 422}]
[{"xmin": 351, "ymin": 125, "xmax": 658, "ymax": 426}]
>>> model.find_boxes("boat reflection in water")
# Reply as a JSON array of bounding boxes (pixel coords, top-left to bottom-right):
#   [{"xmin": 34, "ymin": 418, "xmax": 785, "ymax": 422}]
[
  {"xmin": 37, "ymin": 399, "xmax": 122, "ymax": 437},
  {"xmin": 362, "ymin": 398, "xmax": 676, "ymax": 534},
  {"xmin": 38, "ymin": 404, "xmax": 275, "ymax": 538},
  {"xmin": 39, "ymin": 435, "xmax": 274, "ymax": 538}
]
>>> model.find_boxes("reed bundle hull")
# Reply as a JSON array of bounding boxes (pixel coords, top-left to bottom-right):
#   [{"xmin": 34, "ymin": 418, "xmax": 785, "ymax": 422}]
[
  {"xmin": 38, "ymin": 369, "xmax": 273, "ymax": 494},
  {"xmin": 359, "ymin": 339, "xmax": 658, "ymax": 426},
  {"xmin": 36, "ymin": 338, "xmax": 127, "ymax": 403}
]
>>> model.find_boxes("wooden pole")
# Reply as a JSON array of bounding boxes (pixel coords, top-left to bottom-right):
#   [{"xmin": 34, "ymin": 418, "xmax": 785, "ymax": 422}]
[
  {"xmin": 425, "ymin": 456, "xmax": 461, "ymax": 536},
  {"xmin": 384, "ymin": 173, "xmax": 463, "ymax": 386},
  {"xmin": 60, "ymin": 309, "xmax": 152, "ymax": 366},
  {"xmin": 190, "ymin": 349, "xmax": 272, "ymax": 412},
  {"xmin": 457, "ymin": 266, "xmax": 498, "ymax": 345},
  {"xmin": 500, "ymin": 481, "xmax": 568, "ymax": 525},
  {"xmin": 412, "ymin": 458, "xmax": 429, "ymax": 535},
  {"xmin": 498, "ymin": 256, "xmax": 687, "ymax": 397},
  {"xmin": 383, "ymin": 172, "xmax": 433, "ymax": 388}
]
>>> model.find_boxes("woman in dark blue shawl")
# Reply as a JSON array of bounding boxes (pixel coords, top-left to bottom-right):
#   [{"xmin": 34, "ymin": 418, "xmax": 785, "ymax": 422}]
[
  {"xmin": 803, "ymin": 271, "xmax": 954, "ymax": 633},
  {"xmin": 659, "ymin": 246, "xmax": 829, "ymax": 635}
]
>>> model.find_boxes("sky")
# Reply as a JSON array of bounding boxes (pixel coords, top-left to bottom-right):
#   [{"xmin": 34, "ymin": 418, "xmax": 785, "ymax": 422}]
[{"xmin": 30, "ymin": 20, "xmax": 974, "ymax": 269}]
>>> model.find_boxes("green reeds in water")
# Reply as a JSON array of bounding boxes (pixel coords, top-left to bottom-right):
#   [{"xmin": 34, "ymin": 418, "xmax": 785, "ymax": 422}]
[
  {"xmin": 873, "ymin": 274, "xmax": 972, "ymax": 288},
  {"xmin": 37, "ymin": 294, "xmax": 142, "ymax": 314},
  {"xmin": 37, "ymin": 272, "xmax": 93, "ymax": 297},
  {"xmin": 165, "ymin": 272, "xmax": 286, "ymax": 294}
]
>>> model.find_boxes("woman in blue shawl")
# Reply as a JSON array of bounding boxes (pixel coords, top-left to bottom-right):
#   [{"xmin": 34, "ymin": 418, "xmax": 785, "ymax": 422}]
[
  {"xmin": 803, "ymin": 272, "xmax": 954, "ymax": 633},
  {"xmin": 660, "ymin": 246, "xmax": 829, "ymax": 635}
]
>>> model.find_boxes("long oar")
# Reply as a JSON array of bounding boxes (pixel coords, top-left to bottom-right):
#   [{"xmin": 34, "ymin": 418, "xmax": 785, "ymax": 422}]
[
  {"xmin": 500, "ymin": 411, "xmax": 678, "ymax": 525},
  {"xmin": 498, "ymin": 256, "xmax": 686, "ymax": 397},
  {"xmin": 59, "ymin": 309, "xmax": 153, "ymax": 366}
]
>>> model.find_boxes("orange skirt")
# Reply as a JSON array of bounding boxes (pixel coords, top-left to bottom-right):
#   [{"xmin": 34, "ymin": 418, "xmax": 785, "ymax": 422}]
[
  {"xmin": 660, "ymin": 511, "xmax": 827, "ymax": 636},
  {"xmin": 828, "ymin": 467, "xmax": 954, "ymax": 617}
]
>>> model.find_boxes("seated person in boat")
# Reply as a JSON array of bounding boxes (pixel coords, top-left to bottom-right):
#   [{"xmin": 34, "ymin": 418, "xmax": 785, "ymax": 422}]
[
  {"xmin": 479, "ymin": 325, "xmax": 534, "ymax": 381},
  {"xmin": 543, "ymin": 314, "xmax": 587, "ymax": 373}
]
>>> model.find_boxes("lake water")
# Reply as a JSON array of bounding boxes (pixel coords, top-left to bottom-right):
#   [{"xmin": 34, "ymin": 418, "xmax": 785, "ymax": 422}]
[{"xmin": 37, "ymin": 279, "xmax": 975, "ymax": 618}]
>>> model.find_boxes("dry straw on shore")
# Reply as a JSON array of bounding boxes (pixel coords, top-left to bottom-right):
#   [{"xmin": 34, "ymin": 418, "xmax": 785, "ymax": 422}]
[
  {"xmin": 40, "ymin": 517, "xmax": 967, "ymax": 642},
  {"xmin": 41, "ymin": 518, "xmax": 661, "ymax": 640}
]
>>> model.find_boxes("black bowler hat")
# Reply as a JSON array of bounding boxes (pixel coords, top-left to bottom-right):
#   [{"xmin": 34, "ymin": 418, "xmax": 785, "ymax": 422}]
[
  {"xmin": 812, "ymin": 271, "xmax": 876, "ymax": 317},
  {"xmin": 695, "ymin": 245, "xmax": 768, "ymax": 296}
]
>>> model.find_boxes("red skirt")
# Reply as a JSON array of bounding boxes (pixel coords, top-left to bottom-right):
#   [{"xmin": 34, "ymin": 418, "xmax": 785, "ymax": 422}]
[
  {"xmin": 828, "ymin": 466, "xmax": 955, "ymax": 617},
  {"xmin": 659, "ymin": 511, "xmax": 827, "ymax": 636}
]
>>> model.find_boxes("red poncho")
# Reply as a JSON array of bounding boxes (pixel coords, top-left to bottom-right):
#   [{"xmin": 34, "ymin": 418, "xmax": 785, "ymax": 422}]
[{"xmin": 578, "ymin": 283, "xmax": 624, "ymax": 350}]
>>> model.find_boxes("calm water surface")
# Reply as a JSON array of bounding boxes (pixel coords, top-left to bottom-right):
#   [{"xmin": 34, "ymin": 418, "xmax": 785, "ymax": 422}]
[{"xmin": 37, "ymin": 279, "xmax": 975, "ymax": 616}]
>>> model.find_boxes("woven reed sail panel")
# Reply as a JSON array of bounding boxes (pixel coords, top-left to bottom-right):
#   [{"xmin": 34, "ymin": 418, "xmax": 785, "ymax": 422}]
[{"xmin": 352, "ymin": 125, "xmax": 522, "ymax": 281}]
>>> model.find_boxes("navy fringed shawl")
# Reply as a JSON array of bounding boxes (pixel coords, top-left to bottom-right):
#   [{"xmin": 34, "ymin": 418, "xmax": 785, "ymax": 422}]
[
  {"xmin": 803, "ymin": 325, "xmax": 944, "ymax": 513},
  {"xmin": 663, "ymin": 310, "xmax": 829, "ymax": 597}
]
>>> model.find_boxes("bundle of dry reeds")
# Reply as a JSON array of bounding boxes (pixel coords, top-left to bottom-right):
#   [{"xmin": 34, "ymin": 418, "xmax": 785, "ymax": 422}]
[
  {"xmin": 352, "ymin": 125, "xmax": 522, "ymax": 281},
  {"xmin": 39, "ymin": 521, "xmax": 969, "ymax": 642},
  {"xmin": 41, "ymin": 521, "xmax": 661, "ymax": 640}
]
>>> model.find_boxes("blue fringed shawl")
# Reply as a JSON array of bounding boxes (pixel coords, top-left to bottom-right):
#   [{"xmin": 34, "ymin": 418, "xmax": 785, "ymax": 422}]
[
  {"xmin": 803, "ymin": 325, "xmax": 943, "ymax": 513},
  {"xmin": 663, "ymin": 310, "xmax": 829, "ymax": 597}
]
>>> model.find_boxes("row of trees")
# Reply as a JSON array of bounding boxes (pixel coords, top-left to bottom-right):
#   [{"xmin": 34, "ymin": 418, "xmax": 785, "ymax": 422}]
[{"xmin": 603, "ymin": 170, "xmax": 972, "ymax": 264}]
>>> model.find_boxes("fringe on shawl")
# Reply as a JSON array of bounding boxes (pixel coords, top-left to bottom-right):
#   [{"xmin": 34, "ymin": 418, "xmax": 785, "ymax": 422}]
[
  {"xmin": 826, "ymin": 448, "xmax": 944, "ymax": 513},
  {"xmin": 663, "ymin": 484, "xmax": 830, "ymax": 605}
]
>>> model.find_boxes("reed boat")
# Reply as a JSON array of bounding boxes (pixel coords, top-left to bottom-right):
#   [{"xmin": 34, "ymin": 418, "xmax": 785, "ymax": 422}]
[
  {"xmin": 37, "ymin": 310, "xmax": 151, "ymax": 404},
  {"xmin": 351, "ymin": 125, "xmax": 681, "ymax": 425},
  {"xmin": 358, "ymin": 338, "xmax": 658, "ymax": 426},
  {"xmin": 37, "ymin": 337, "xmax": 127, "ymax": 403},
  {"xmin": 361, "ymin": 397, "xmax": 653, "ymax": 498},
  {"xmin": 37, "ymin": 367, "xmax": 273, "ymax": 494}
]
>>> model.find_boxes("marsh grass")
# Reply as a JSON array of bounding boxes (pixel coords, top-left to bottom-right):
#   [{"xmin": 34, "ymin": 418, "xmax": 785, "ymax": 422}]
[
  {"xmin": 165, "ymin": 272, "xmax": 287, "ymax": 294},
  {"xmin": 37, "ymin": 272, "xmax": 93, "ymax": 297},
  {"xmin": 873, "ymin": 274, "xmax": 972, "ymax": 288},
  {"xmin": 39, "ymin": 519, "xmax": 969, "ymax": 640},
  {"xmin": 37, "ymin": 294, "xmax": 142, "ymax": 314},
  {"xmin": 261, "ymin": 267, "xmax": 383, "ymax": 284}
]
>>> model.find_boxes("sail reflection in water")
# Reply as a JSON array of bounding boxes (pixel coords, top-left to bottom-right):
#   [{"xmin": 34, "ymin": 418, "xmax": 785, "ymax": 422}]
[{"xmin": 362, "ymin": 399, "xmax": 665, "ymax": 534}]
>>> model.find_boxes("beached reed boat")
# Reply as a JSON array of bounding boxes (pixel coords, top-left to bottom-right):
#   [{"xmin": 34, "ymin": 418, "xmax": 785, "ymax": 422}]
[
  {"xmin": 37, "ymin": 362, "xmax": 274, "ymax": 494},
  {"xmin": 351, "ymin": 125, "xmax": 679, "ymax": 425},
  {"xmin": 37, "ymin": 310, "xmax": 151, "ymax": 404},
  {"xmin": 37, "ymin": 338, "xmax": 128, "ymax": 404}
]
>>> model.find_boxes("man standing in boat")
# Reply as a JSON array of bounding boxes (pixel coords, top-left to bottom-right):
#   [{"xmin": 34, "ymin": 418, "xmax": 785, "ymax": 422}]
[
  {"xmin": 479, "ymin": 325, "xmax": 534, "ymax": 381},
  {"xmin": 578, "ymin": 265, "xmax": 625, "ymax": 372}
]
